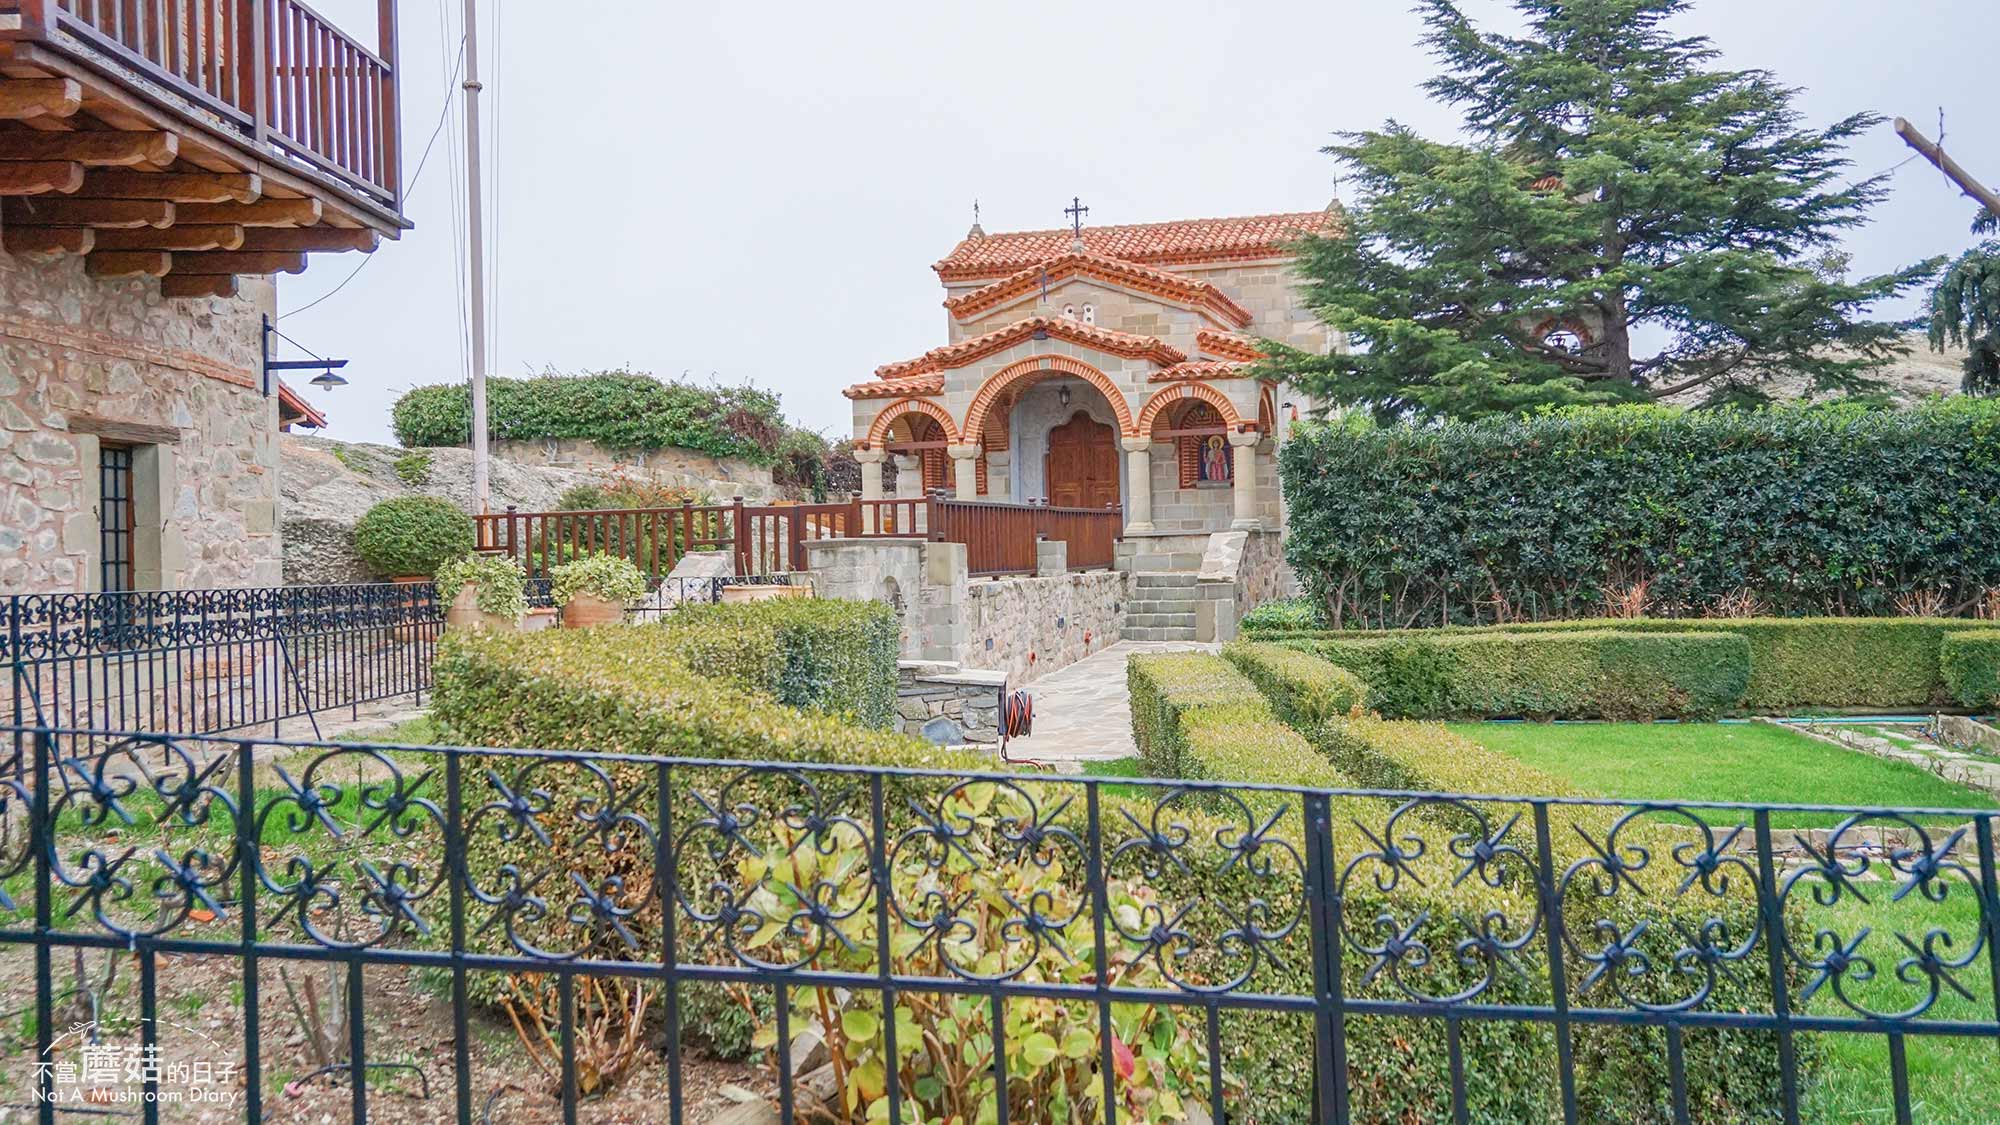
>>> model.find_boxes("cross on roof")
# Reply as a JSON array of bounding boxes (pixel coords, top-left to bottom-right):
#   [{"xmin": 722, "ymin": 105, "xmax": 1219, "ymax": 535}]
[{"xmin": 1065, "ymin": 196, "xmax": 1089, "ymax": 238}]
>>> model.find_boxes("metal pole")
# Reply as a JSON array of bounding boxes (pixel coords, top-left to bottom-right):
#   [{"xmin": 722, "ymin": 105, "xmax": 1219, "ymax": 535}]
[{"xmin": 462, "ymin": 0, "xmax": 491, "ymax": 513}]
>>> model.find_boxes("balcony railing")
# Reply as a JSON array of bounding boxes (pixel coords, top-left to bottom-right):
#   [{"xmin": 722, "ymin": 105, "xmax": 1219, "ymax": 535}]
[{"xmin": 0, "ymin": 0, "xmax": 400, "ymax": 206}]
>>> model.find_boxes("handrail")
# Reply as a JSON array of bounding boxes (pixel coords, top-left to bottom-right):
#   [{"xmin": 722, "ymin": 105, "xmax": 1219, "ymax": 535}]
[{"xmin": 0, "ymin": 0, "xmax": 401, "ymax": 206}]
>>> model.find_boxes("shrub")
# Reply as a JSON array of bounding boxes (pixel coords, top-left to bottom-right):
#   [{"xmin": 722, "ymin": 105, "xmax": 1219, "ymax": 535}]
[
  {"xmin": 351, "ymin": 495, "xmax": 474, "ymax": 577},
  {"xmin": 1281, "ymin": 401, "xmax": 2000, "ymax": 627},
  {"xmin": 433, "ymin": 552, "xmax": 526, "ymax": 619},
  {"xmin": 652, "ymin": 598, "xmax": 900, "ymax": 728},
  {"xmin": 1942, "ymin": 629, "xmax": 2000, "ymax": 709},
  {"xmin": 548, "ymin": 552, "xmax": 647, "ymax": 607},
  {"xmin": 1125, "ymin": 653, "xmax": 1263, "ymax": 777},
  {"xmin": 1238, "ymin": 596, "xmax": 1324, "ymax": 633},
  {"xmin": 1254, "ymin": 616, "xmax": 1985, "ymax": 712},
  {"xmin": 1282, "ymin": 629, "xmax": 1749, "ymax": 720},
  {"xmin": 391, "ymin": 450, "xmax": 433, "ymax": 486},
  {"xmin": 1220, "ymin": 642, "xmax": 1367, "ymax": 728}
]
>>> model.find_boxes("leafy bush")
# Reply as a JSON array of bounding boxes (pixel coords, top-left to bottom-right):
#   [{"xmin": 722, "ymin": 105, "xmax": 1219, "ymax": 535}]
[
  {"xmin": 433, "ymin": 553, "xmax": 526, "ymax": 619},
  {"xmin": 391, "ymin": 371, "xmax": 793, "ymax": 465},
  {"xmin": 391, "ymin": 450, "xmax": 433, "ymax": 486},
  {"xmin": 652, "ymin": 598, "xmax": 899, "ymax": 728},
  {"xmin": 1125, "ymin": 653, "xmax": 1263, "ymax": 778},
  {"xmin": 1254, "ymin": 617, "xmax": 1986, "ymax": 712},
  {"xmin": 1238, "ymin": 596, "xmax": 1325, "ymax": 633},
  {"xmin": 1280, "ymin": 629, "xmax": 1749, "ymax": 720},
  {"xmin": 1281, "ymin": 401, "xmax": 2000, "ymax": 628},
  {"xmin": 1941, "ymin": 629, "xmax": 2000, "ymax": 709},
  {"xmin": 351, "ymin": 496, "xmax": 474, "ymax": 577},
  {"xmin": 548, "ymin": 553, "xmax": 647, "ymax": 608},
  {"xmin": 1220, "ymin": 642, "xmax": 1367, "ymax": 728}
]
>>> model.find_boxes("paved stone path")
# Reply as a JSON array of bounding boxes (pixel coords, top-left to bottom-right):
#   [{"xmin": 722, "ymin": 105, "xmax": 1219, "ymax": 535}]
[{"xmin": 996, "ymin": 640, "xmax": 1216, "ymax": 771}]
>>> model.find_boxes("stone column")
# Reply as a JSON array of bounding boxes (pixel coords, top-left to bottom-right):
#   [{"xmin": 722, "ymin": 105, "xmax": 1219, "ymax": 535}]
[
  {"xmin": 984, "ymin": 450, "xmax": 1011, "ymax": 501},
  {"xmin": 893, "ymin": 455, "xmax": 922, "ymax": 499},
  {"xmin": 854, "ymin": 446, "xmax": 886, "ymax": 534},
  {"xmin": 1121, "ymin": 435, "xmax": 1155, "ymax": 533},
  {"xmin": 1229, "ymin": 430, "xmax": 1261, "ymax": 530},
  {"xmin": 947, "ymin": 443, "xmax": 980, "ymax": 500}
]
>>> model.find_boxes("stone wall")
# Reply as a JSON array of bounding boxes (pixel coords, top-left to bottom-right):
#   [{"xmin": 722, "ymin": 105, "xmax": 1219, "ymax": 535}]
[
  {"xmin": 1234, "ymin": 528, "xmax": 1295, "ymax": 609},
  {"xmin": 489, "ymin": 438, "xmax": 780, "ymax": 502},
  {"xmin": 896, "ymin": 660, "xmax": 1005, "ymax": 748},
  {"xmin": 0, "ymin": 250, "xmax": 278, "ymax": 593}
]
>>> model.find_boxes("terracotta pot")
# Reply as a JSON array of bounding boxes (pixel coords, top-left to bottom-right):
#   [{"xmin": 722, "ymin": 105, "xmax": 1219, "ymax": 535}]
[
  {"xmin": 444, "ymin": 584, "xmax": 518, "ymax": 633},
  {"xmin": 562, "ymin": 593, "xmax": 627, "ymax": 629},
  {"xmin": 521, "ymin": 607, "xmax": 560, "ymax": 633}
]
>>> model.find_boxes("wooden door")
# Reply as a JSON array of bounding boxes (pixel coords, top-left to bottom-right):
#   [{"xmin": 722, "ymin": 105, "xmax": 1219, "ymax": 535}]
[{"xmin": 1044, "ymin": 412, "xmax": 1119, "ymax": 509}]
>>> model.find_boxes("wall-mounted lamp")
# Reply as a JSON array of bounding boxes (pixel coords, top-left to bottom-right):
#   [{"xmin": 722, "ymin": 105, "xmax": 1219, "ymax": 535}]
[
  {"xmin": 1057, "ymin": 385, "xmax": 1071, "ymax": 408},
  {"xmin": 262, "ymin": 315, "xmax": 350, "ymax": 397}
]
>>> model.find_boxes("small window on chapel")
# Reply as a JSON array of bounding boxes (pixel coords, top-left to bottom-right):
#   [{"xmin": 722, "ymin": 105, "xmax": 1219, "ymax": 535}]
[
  {"xmin": 1081, "ymin": 304, "xmax": 1096, "ymax": 325},
  {"xmin": 1062, "ymin": 304, "xmax": 1078, "ymax": 321}
]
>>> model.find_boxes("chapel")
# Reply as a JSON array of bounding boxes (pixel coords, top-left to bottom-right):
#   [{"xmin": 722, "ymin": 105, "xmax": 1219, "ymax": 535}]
[{"xmin": 845, "ymin": 202, "xmax": 1340, "ymax": 540}]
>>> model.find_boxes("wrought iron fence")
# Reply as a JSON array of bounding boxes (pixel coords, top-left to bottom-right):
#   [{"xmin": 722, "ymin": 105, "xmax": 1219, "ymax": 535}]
[
  {"xmin": 2, "ymin": 727, "xmax": 1995, "ymax": 1123},
  {"xmin": 3, "ymin": 585, "xmax": 441, "ymax": 775}
]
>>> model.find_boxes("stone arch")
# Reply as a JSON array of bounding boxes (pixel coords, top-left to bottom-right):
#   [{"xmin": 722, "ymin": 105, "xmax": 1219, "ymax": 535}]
[
  {"xmin": 961, "ymin": 354, "xmax": 1135, "ymax": 445},
  {"xmin": 865, "ymin": 397, "xmax": 960, "ymax": 447},
  {"xmin": 1137, "ymin": 380, "xmax": 1245, "ymax": 436}
]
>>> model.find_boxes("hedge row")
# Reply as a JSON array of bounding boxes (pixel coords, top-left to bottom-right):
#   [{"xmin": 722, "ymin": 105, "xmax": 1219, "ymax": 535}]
[
  {"xmin": 1125, "ymin": 654, "xmax": 1343, "ymax": 790},
  {"xmin": 1266, "ymin": 629, "xmax": 1749, "ymax": 720},
  {"xmin": 652, "ymin": 598, "xmax": 901, "ymax": 728},
  {"xmin": 1279, "ymin": 401, "xmax": 2000, "ymax": 627},
  {"xmin": 1249, "ymin": 616, "xmax": 1989, "ymax": 712},
  {"xmin": 391, "ymin": 371, "xmax": 790, "ymax": 463},
  {"xmin": 1219, "ymin": 642, "xmax": 1368, "ymax": 728},
  {"xmin": 1942, "ymin": 630, "xmax": 2000, "ymax": 709}
]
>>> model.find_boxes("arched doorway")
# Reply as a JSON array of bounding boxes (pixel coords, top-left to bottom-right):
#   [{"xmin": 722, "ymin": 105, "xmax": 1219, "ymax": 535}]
[{"xmin": 1044, "ymin": 411, "xmax": 1118, "ymax": 509}]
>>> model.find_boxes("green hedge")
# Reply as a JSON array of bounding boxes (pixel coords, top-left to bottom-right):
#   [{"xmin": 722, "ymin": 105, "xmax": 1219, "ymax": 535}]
[
  {"xmin": 1280, "ymin": 401, "xmax": 2000, "ymax": 627},
  {"xmin": 1220, "ymin": 642, "xmax": 1367, "ymax": 729},
  {"xmin": 351, "ymin": 495, "xmax": 474, "ymax": 577},
  {"xmin": 1252, "ymin": 616, "xmax": 1988, "ymax": 712},
  {"xmin": 1274, "ymin": 629, "xmax": 1749, "ymax": 720},
  {"xmin": 391, "ymin": 371, "xmax": 788, "ymax": 463},
  {"xmin": 651, "ymin": 598, "xmax": 901, "ymax": 728},
  {"xmin": 1942, "ymin": 629, "xmax": 2000, "ymax": 709}
]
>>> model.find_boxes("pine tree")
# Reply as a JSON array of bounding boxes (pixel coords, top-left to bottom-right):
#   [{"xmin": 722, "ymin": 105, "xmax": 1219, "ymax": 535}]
[
  {"xmin": 1275, "ymin": 0, "xmax": 1939, "ymax": 419},
  {"xmin": 1930, "ymin": 240, "xmax": 2000, "ymax": 394}
]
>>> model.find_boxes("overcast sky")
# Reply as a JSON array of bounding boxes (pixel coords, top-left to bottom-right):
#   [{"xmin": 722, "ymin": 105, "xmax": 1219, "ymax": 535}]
[{"xmin": 286, "ymin": 0, "xmax": 1999, "ymax": 446}]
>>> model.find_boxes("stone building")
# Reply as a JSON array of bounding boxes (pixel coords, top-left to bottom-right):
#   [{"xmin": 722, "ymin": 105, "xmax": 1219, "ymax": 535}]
[{"xmin": 0, "ymin": 4, "xmax": 408, "ymax": 595}]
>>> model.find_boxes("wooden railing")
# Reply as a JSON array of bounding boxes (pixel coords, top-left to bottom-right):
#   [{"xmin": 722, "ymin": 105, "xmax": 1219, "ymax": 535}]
[
  {"xmin": 476, "ymin": 496, "xmax": 1124, "ymax": 580},
  {"xmin": 2, "ymin": 0, "xmax": 400, "ymax": 205}
]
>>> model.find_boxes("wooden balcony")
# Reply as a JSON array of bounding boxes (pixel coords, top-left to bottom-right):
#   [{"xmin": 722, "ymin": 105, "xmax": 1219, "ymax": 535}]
[{"xmin": 0, "ymin": 0, "xmax": 405, "ymax": 296}]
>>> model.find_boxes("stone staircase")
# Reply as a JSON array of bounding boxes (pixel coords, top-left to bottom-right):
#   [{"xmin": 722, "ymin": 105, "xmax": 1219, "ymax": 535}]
[{"xmin": 1123, "ymin": 572, "xmax": 1204, "ymax": 641}]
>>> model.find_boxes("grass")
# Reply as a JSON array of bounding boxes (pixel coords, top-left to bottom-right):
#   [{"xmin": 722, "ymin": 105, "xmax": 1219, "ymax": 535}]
[{"xmin": 1444, "ymin": 721, "xmax": 1998, "ymax": 827}]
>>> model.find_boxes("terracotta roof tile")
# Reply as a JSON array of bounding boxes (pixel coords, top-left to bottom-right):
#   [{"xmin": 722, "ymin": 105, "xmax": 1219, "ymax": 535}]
[
  {"xmin": 842, "ymin": 373, "xmax": 946, "ymax": 400},
  {"xmin": 1149, "ymin": 360, "xmax": 1257, "ymax": 382},
  {"xmin": 941, "ymin": 251, "xmax": 1252, "ymax": 327},
  {"xmin": 875, "ymin": 316, "xmax": 1186, "ymax": 379},
  {"xmin": 1194, "ymin": 329, "xmax": 1266, "ymax": 362},
  {"xmin": 934, "ymin": 209, "xmax": 1341, "ymax": 281},
  {"xmin": 276, "ymin": 380, "xmax": 327, "ymax": 428}
]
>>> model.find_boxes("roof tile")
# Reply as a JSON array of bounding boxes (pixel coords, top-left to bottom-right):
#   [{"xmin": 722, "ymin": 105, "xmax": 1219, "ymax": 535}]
[{"xmin": 935, "ymin": 210, "xmax": 1341, "ymax": 281}]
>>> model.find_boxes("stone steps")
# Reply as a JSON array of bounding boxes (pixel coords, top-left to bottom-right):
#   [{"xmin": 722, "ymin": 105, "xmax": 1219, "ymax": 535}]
[
  {"xmin": 1123, "ymin": 625, "xmax": 1200, "ymax": 641},
  {"xmin": 1124, "ymin": 572, "xmax": 1204, "ymax": 641}
]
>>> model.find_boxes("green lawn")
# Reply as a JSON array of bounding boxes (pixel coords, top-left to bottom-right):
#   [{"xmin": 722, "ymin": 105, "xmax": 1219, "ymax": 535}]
[{"xmin": 1444, "ymin": 721, "xmax": 1998, "ymax": 827}]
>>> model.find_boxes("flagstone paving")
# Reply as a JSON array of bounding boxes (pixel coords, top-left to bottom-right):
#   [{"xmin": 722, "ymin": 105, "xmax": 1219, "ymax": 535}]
[{"xmin": 995, "ymin": 640, "xmax": 1217, "ymax": 771}]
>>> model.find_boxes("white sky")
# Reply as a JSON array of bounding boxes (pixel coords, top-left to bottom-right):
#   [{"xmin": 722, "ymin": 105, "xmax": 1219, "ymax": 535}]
[{"xmin": 286, "ymin": 0, "xmax": 2000, "ymax": 445}]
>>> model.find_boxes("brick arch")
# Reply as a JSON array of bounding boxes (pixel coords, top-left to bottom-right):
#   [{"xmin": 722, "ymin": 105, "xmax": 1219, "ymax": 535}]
[
  {"xmin": 865, "ymin": 397, "xmax": 960, "ymax": 447},
  {"xmin": 961, "ymin": 354, "xmax": 1135, "ymax": 445},
  {"xmin": 1138, "ymin": 380, "xmax": 1245, "ymax": 436}
]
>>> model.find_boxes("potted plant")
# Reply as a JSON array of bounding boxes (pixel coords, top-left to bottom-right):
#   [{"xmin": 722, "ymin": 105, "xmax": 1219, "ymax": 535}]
[
  {"xmin": 354, "ymin": 496, "xmax": 476, "ymax": 582},
  {"xmin": 549, "ymin": 553, "xmax": 648, "ymax": 628},
  {"xmin": 434, "ymin": 553, "xmax": 526, "ymax": 633}
]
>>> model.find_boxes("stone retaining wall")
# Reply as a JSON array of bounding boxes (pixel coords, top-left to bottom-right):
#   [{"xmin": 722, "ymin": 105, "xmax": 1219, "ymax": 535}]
[
  {"xmin": 490, "ymin": 438, "xmax": 780, "ymax": 502},
  {"xmin": 896, "ymin": 660, "xmax": 1004, "ymax": 747}
]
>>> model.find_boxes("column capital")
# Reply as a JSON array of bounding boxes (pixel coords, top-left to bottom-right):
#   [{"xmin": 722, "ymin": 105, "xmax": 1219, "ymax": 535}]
[
  {"xmin": 1226, "ymin": 428, "xmax": 1262, "ymax": 447},
  {"xmin": 851, "ymin": 446, "xmax": 887, "ymax": 464},
  {"xmin": 946, "ymin": 443, "xmax": 982, "ymax": 460},
  {"xmin": 1119, "ymin": 435, "xmax": 1155, "ymax": 453}
]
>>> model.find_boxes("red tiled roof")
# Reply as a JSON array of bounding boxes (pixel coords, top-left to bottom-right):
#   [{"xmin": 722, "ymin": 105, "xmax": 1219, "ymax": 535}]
[
  {"xmin": 276, "ymin": 380, "xmax": 327, "ymax": 428},
  {"xmin": 1528, "ymin": 174, "xmax": 1566, "ymax": 193},
  {"xmin": 842, "ymin": 372, "xmax": 946, "ymax": 400},
  {"xmin": 875, "ymin": 315, "xmax": 1186, "ymax": 379},
  {"xmin": 1195, "ymin": 329, "xmax": 1266, "ymax": 362},
  {"xmin": 934, "ymin": 210, "xmax": 1341, "ymax": 281},
  {"xmin": 1149, "ymin": 360, "xmax": 1256, "ymax": 382},
  {"xmin": 941, "ymin": 251, "xmax": 1252, "ymax": 327}
]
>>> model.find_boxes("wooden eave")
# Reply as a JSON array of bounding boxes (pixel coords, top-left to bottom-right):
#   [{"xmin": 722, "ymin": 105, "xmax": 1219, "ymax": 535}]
[{"xmin": 0, "ymin": 38, "xmax": 406, "ymax": 298}]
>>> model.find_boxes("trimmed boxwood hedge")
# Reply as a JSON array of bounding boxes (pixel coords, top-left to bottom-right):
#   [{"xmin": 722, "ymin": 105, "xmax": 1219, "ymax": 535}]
[
  {"xmin": 1220, "ymin": 641, "xmax": 1367, "ymax": 729},
  {"xmin": 650, "ymin": 598, "xmax": 901, "ymax": 729},
  {"xmin": 1271, "ymin": 629, "xmax": 1749, "ymax": 720},
  {"xmin": 1250, "ymin": 616, "xmax": 1988, "ymax": 712},
  {"xmin": 1941, "ymin": 629, "xmax": 2000, "ymax": 709}
]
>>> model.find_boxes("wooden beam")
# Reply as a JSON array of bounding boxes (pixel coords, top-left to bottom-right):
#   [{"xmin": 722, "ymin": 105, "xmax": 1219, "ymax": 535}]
[
  {"xmin": 0, "ymin": 79, "xmax": 82, "ymax": 121},
  {"xmin": 0, "ymin": 161, "xmax": 83, "ymax": 196},
  {"xmin": 3, "ymin": 197, "xmax": 175, "ymax": 228},
  {"xmin": 92, "ymin": 225, "xmax": 245, "ymax": 252},
  {"xmin": 75, "ymin": 171, "xmax": 262, "ymax": 204},
  {"xmin": 1895, "ymin": 116, "xmax": 2000, "ymax": 221},
  {"xmin": 2, "ymin": 226, "xmax": 94, "ymax": 255},
  {"xmin": 86, "ymin": 251, "xmax": 171, "ymax": 279},
  {"xmin": 175, "ymin": 198, "xmax": 322, "ymax": 227},
  {"xmin": 239, "ymin": 226, "xmax": 380, "ymax": 253},
  {"xmin": 0, "ymin": 131, "xmax": 178, "ymax": 167},
  {"xmin": 159, "ymin": 275, "xmax": 239, "ymax": 300},
  {"xmin": 169, "ymin": 250, "xmax": 307, "ymax": 276}
]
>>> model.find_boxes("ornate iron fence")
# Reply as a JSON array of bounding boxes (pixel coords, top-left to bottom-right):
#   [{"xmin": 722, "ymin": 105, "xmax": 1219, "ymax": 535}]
[
  {"xmin": 3, "ymin": 584, "xmax": 442, "ymax": 774},
  {"xmin": 2, "ymin": 727, "xmax": 1996, "ymax": 1123}
]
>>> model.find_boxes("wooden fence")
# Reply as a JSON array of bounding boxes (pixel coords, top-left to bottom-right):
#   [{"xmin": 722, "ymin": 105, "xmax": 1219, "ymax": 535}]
[{"xmin": 475, "ymin": 496, "xmax": 1123, "ymax": 580}]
